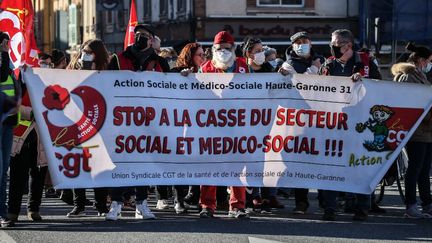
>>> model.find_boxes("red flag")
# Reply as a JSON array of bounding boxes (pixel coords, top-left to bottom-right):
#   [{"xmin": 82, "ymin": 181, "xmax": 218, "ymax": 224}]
[
  {"xmin": 0, "ymin": 0, "xmax": 40, "ymax": 69},
  {"xmin": 124, "ymin": 0, "xmax": 137, "ymax": 50}
]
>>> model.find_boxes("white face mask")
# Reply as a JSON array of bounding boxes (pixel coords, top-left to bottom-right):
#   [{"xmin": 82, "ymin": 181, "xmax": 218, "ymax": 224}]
[
  {"xmin": 294, "ymin": 44, "xmax": 311, "ymax": 57},
  {"xmin": 253, "ymin": 51, "xmax": 265, "ymax": 65},
  {"xmin": 422, "ymin": 62, "xmax": 432, "ymax": 73},
  {"xmin": 268, "ymin": 60, "xmax": 277, "ymax": 68},
  {"xmin": 214, "ymin": 49, "xmax": 233, "ymax": 64},
  {"xmin": 81, "ymin": 53, "xmax": 94, "ymax": 62}
]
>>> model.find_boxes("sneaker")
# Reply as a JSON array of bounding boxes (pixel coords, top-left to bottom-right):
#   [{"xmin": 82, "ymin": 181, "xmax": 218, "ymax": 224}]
[
  {"xmin": 370, "ymin": 203, "xmax": 386, "ymax": 214},
  {"xmin": 422, "ymin": 204, "xmax": 432, "ymax": 218},
  {"xmin": 174, "ymin": 202, "xmax": 187, "ymax": 214},
  {"xmin": 322, "ymin": 209, "xmax": 336, "ymax": 221},
  {"xmin": 66, "ymin": 207, "xmax": 85, "ymax": 218},
  {"xmin": 293, "ymin": 202, "xmax": 309, "ymax": 215},
  {"xmin": 199, "ymin": 208, "xmax": 214, "ymax": 218},
  {"xmin": 136, "ymin": 200, "xmax": 156, "ymax": 219},
  {"xmin": 156, "ymin": 199, "xmax": 170, "ymax": 210},
  {"xmin": 27, "ymin": 211, "xmax": 43, "ymax": 221},
  {"xmin": 0, "ymin": 217, "xmax": 14, "ymax": 228},
  {"xmin": 269, "ymin": 196, "xmax": 284, "ymax": 209},
  {"xmin": 353, "ymin": 209, "xmax": 368, "ymax": 221},
  {"xmin": 106, "ymin": 201, "xmax": 122, "ymax": 221},
  {"xmin": 404, "ymin": 204, "xmax": 424, "ymax": 219},
  {"xmin": 228, "ymin": 208, "xmax": 250, "ymax": 219}
]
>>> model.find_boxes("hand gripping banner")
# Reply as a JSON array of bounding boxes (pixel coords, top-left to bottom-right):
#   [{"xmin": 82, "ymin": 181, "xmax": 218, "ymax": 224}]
[{"xmin": 23, "ymin": 68, "xmax": 432, "ymax": 193}]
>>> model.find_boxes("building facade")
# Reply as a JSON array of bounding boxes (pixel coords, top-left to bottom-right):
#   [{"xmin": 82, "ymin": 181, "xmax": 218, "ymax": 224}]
[{"xmin": 34, "ymin": 0, "xmax": 359, "ymax": 54}]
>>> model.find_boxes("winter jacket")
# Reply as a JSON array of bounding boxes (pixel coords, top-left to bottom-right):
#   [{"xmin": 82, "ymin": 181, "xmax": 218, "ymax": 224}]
[{"xmin": 391, "ymin": 62, "xmax": 432, "ymax": 143}]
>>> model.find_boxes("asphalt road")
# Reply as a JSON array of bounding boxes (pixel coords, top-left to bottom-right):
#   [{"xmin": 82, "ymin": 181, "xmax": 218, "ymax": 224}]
[{"xmin": 0, "ymin": 185, "xmax": 431, "ymax": 243}]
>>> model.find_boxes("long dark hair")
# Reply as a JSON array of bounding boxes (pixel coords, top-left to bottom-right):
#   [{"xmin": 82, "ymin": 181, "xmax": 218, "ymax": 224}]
[
  {"xmin": 175, "ymin": 43, "xmax": 202, "ymax": 70},
  {"xmin": 68, "ymin": 39, "xmax": 109, "ymax": 70}
]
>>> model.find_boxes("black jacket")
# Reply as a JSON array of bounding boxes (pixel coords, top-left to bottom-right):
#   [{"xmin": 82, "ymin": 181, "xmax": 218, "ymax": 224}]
[
  {"xmin": 108, "ymin": 46, "xmax": 170, "ymax": 72},
  {"xmin": 285, "ymin": 46, "xmax": 324, "ymax": 74},
  {"xmin": 319, "ymin": 52, "xmax": 382, "ymax": 79}
]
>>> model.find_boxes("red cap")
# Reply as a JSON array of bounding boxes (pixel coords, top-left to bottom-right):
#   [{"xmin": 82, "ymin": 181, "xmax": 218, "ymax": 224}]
[{"xmin": 213, "ymin": 31, "xmax": 234, "ymax": 45}]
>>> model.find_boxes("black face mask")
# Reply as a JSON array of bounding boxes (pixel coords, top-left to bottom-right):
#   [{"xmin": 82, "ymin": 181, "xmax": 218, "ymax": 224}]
[
  {"xmin": 134, "ymin": 34, "xmax": 149, "ymax": 51},
  {"xmin": 330, "ymin": 45, "xmax": 344, "ymax": 59}
]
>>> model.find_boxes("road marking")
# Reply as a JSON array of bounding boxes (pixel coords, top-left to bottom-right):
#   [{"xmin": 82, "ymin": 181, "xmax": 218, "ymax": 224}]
[
  {"xmin": 0, "ymin": 230, "xmax": 16, "ymax": 243},
  {"xmin": 249, "ymin": 237, "xmax": 282, "ymax": 243}
]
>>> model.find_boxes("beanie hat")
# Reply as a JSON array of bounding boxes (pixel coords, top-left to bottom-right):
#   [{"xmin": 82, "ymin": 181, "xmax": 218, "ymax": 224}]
[
  {"xmin": 290, "ymin": 31, "xmax": 310, "ymax": 43},
  {"xmin": 214, "ymin": 31, "xmax": 234, "ymax": 45},
  {"xmin": 134, "ymin": 24, "xmax": 155, "ymax": 37},
  {"xmin": 406, "ymin": 42, "xmax": 432, "ymax": 59}
]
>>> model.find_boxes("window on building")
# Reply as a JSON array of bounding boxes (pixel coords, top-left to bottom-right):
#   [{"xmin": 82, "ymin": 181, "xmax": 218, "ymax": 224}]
[
  {"xmin": 257, "ymin": 0, "xmax": 304, "ymax": 7},
  {"xmin": 143, "ymin": 0, "xmax": 152, "ymax": 19},
  {"xmin": 116, "ymin": 10, "xmax": 128, "ymax": 31},
  {"xmin": 177, "ymin": 0, "xmax": 186, "ymax": 12},
  {"xmin": 160, "ymin": 0, "xmax": 168, "ymax": 16}
]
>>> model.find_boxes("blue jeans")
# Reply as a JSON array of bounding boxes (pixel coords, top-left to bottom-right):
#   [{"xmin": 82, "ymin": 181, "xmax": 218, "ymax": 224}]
[
  {"xmin": 0, "ymin": 124, "xmax": 14, "ymax": 218},
  {"xmin": 405, "ymin": 141, "xmax": 432, "ymax": 207}
]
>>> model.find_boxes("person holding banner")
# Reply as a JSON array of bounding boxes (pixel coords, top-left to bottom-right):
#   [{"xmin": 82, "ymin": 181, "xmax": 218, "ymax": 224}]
[
  {"xmin": 279, "ymin": 31, "xmax": 324, "ymax": 215},
  {"xmin": 108, "ymin": 24, "xmax": 170, "ymax": 72},
  {"xmin": 106, "ymin": 24, "xmax": 169, "ymax": 221},
  {"xmin": 391, "ymin": 42, "xmax": 432, "ymax": 218},
  {"xmin": 7, "ymin": 79, "xmax": 49, "ymax": 224},
  {"xmin": 198, "ymin": 31, "xmax": 249, "ymax": 219},
  {"xmin": 0, "ymin": 31, "xmax": 21, "ymax": 228},
  {"xmin": 167, "ymin": 42, "xmax": 206, "ymax": 213},
  {"xmin": 318, "ymin": 29, "xmax": 382, "ymax": 221},
  {"xmin": 65, "ymin": 39, "xmax": 110, "ymax": 218},
  {"xmin": 241, "ymin": 37, "xmax": 284, "ymax": 213}
]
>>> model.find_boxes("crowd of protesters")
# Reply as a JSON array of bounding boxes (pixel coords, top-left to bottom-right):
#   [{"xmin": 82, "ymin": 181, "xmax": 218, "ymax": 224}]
[{"xmin": 0, "ymin": 23, "xmax": 431, "ymax": 227}]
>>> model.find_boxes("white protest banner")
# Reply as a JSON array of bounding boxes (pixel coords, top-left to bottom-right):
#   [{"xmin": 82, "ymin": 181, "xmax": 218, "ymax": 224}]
[{"xmin": 23, "ymin": 68, "xmax": 432, "ymax": 193}]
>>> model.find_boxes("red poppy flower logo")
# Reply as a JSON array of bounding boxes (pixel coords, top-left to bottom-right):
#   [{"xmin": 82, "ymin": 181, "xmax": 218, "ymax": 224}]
[
  {"xmin": 42, "ymin": 85, "xmax": 107, "ymax": 150},
  {"xmin": 42, "ymin": 85, "xmax": 70, "ymax": 110}
]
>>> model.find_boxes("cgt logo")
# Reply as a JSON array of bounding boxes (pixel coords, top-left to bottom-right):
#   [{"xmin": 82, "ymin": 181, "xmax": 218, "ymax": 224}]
[
  {"xmin": 42, "ymin": 85, "xmax": 107, "ymax": 178},
  {"xmin": 356, "ymin": 105, "xmax": 424, "ymax": 152}
]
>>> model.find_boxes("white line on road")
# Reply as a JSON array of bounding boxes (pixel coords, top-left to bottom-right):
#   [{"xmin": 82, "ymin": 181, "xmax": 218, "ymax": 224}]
[
  {"xmin": 0, "ymin": 230, "xmax": 16, "ymax": 243},
  {"xmin": 249, "ymin": 237, "xmax": 283, "ymax": 243}
]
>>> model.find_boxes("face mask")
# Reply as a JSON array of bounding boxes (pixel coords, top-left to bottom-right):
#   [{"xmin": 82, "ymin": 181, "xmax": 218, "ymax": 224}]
[
  {"xmin": 214, "ymin": 49, "xmax": 233, "ymax": 64},
  {"xmin": 268, "ymin": 60, "xmax": 277, "ymax": 68},
  {"xmin": 422, "ymin": 62, "xmax": 432, "ymax": 73},
  {"xmin": 134, "ymin": 34, "xmax": 149, "ymax": 50},
  {"xmin": 81, "ymin": 53, "xmax": 94, "ymax": 62},
  {"xmin": 330, "ymin": 45, "xmax": 344, "ymax": 59},
  {"xmin": 253, "ymin": 51, "xmax": 266, "ymax": 65},
  {"xmin": 294, "ymin": 44, "xmax": 310, "ymax": 57}
]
